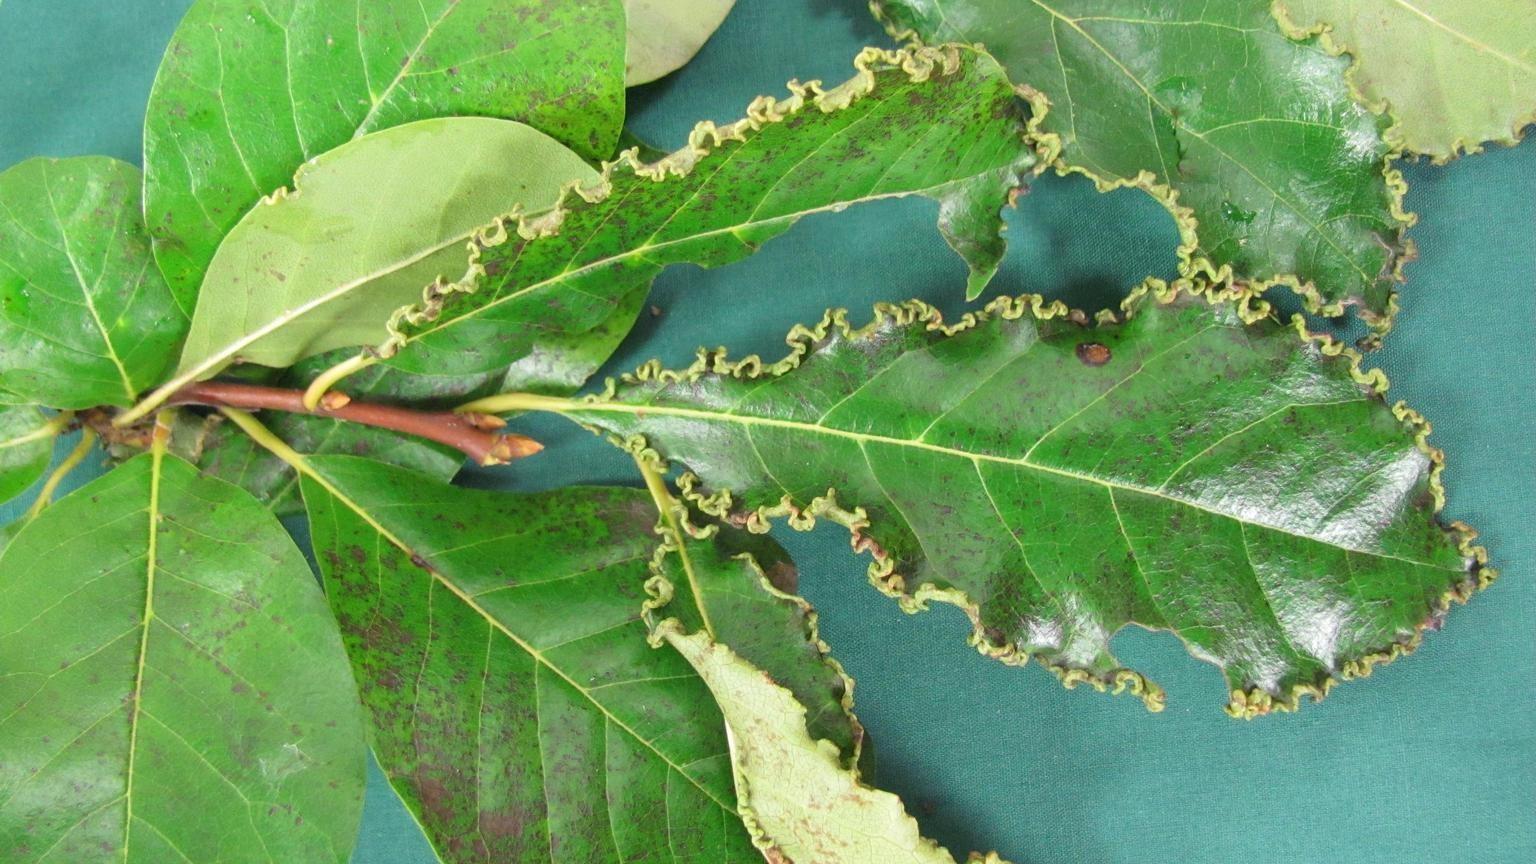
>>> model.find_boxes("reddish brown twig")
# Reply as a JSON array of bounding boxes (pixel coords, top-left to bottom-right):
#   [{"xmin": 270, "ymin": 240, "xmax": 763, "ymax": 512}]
[{"xmin": 167, "ymin": 381, "xmax": 541, "ymax": 466}]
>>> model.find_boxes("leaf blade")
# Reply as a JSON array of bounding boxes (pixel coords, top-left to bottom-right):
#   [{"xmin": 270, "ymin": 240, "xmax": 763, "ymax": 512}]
[
  {"xmin": 0, "ymin": 158, "xmax": 185, "ymax": 408},
  {"xmin": 375, "ymin": 44, "xmax": 1035, "ymax": 379},
  {"xmin": 544, "ymin": 291, "xmax": 1488, "ymax": 715},
  {"xmin": 142, "ymin": 0, "xmax": 627, "ymax": 301},
  {"xmin": 0, "ymin": 448, "xmax": 366, "ymax": 862},
  {"xmin": 875, "ymin": 0, "xmax": 1409, "ymax": 319},
  {"xmin": 290, "ymin": 453, "xmax": 761, "ymax": 863},
  {"xmin": 1272, "ymin": 0, "xmax": 1536, "ymax": 160}
]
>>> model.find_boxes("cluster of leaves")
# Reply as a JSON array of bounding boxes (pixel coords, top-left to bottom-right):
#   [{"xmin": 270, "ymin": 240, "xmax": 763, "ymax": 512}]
[{"xmin": 0, "ymin": 0, "xmax": 1525, "ymax": 861}]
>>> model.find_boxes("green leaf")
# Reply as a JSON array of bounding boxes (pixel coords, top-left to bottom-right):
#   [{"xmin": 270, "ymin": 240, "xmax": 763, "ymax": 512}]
[
  {"xmin": 372, "ymin": 44, "xmax": 1035, "ymax": 381},
  {"xmin": 173, "ymin": 117, "xmax": 600, "ymax": 384},
  {"xmin": 874, "ymin": 0, "xmax": 1410, "ymax": 321},
  {"xmin": 0, "ymin": 158, "xmax": 186, "ymax": 408},
  {"xmin": 662, "ymin": 626, "xmax": 1008, "ymax": 864},
  {"xmin": 516, "ymin": 289, "xmax": 1490, "ymax": 717},
  {"xmin": 1273, "ymin": 0, "xmax": 1536, "ymax": 161},
  {"xmin": 286, "ymin": 451, "xmax": 760, "ymax": 862},
  {"xmin": 624, "ymin": 0, "xmax": 736, "ymax": 85},
  {"xmin": 142, "ymin": 0, "xmax": 627, "ymax": 303},
  {"xmin": 0, "ymin": 446, "xmax": 366, "ymax": 862},
  {"xmin": 0, "ymin": 406, "xmax": 60, "ymax": 506},
  {"xmin": 639, "ymin": 459, "xmax": 865, "ymax": 764}
]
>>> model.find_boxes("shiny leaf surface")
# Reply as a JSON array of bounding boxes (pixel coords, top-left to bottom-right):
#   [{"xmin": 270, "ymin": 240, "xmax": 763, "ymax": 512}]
[
  {"xmin": 174, "ymin": 118, "xmax": 599, "ymax": 383},
  {"xmin": 663, "ymin": 626, "xmax": 1007, "ymax": 864},
  {"xmin": 143, "ymin": 0, "xmax": 627, "ymax": 301},
  {"xmin": 533, "ymin": 291, "xmax": 1488, "ymax": 716},
  {"xmin": 1273, "ymin": 0, "xmax": 1536, "ymax": 160},
  {"xmin": 0, "ymin": 406, "xmax": 58, "ymax": 506},
  {"xmin": 375, "ymin": 45, "xmax": 1034, "ymax": 380},
  {"xmin": 291, "ymin": 452, "xmax": 761, "ymax": 862},
  {"xmin": 624, "ymin": 0, "xmax": 736, "ymax": 85},
  {"xmin": 0, "ymin": 447, "xmax": 366, "ymax": 862},
  {"xmin": 875, "ymin": 0, "xmax": 1409, "ymax": 319},
  {"xmin": 0, "ymin": 158, "xmax": 185, "ymax": 408}
]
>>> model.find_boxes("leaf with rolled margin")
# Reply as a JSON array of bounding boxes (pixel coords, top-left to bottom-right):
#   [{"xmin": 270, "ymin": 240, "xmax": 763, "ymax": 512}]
[
  {"xmin": 624, "ymin": 0, "xmax": 736, "ymax": 85},
  {"xmin": 639, "ymin": 461, "xmax": 865, "ymax": 763},
  {"xmin": 0, "ymin": 406, "xmax": 60, "ymax": 506},
  {"xmin": 1272, "ymin": 0, "xmax": 1536, "ymax": 160},
  {"xmin": 874, "ymin": 0, "xmax": 1410, "ymax": 323},
  {"xmin": 0, "ymin": 158, "xmax": 185, "ymax": 408},
  {"xmin": 661, "ymin": 626, "xmax": 1008, "ymax": 864},
  {"xmin": 143, "ymin": 0, "xmax": 626, "ymax": 302},
  {"xmin": 169, "ymin": 118, "xmax": 599, "ymax": 389},
  {"xmin": 0, "ymin": 445, "xmax": 365, "ymax": 862},
  {"xmin": 512, "ymin": 290, "xmax": 1490, "ymax": 717},
  {"xmin": 369, "ymin": 44, "xmax": 1034, "ymax": 381}
]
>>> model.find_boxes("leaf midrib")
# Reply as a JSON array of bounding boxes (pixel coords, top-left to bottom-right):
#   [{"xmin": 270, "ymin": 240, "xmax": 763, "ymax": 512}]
[
  {"xmin": 567, "ymin": 394, "xmax": 1452, "ymax": 569},
  {"xmin": 288, "ymin": 449, "xmax": 738, "ymax": 813}
]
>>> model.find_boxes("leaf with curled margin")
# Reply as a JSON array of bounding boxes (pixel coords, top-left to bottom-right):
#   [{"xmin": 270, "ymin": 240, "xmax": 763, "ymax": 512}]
[
  {"xmin": 501, "ymin": 286, "xmax": 1491, "ymax": 718},
  {"xmin": 874, "ymin": 0, "xmax": 1412, "ymax": 328}
]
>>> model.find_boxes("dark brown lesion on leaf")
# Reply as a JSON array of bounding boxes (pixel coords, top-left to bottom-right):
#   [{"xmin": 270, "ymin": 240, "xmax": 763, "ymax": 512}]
[{"xmin": 1076, "ymin": 342, "xmax": 1112, "ymax": 366}]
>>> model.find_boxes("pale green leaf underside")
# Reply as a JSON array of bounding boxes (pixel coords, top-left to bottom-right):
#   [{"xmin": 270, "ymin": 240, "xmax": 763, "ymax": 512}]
[
  {"xmin": 174, "ymin": 117, "xmax": 597, "ymax": 384},
  {"xmin": 379, "ymin": 45, "xmax": 1034, "ymax": 380},
  {"xmin": 0, "ymin": 158, "xmax": 184, "ymax": 409},
  {"xmin": 0, "ymin": 406, "xmax": 56, "ymax": 506},
  {"xmin": 0, "ymin": 450, "xmax": 365, "ymax": 863},
  {"xmin": 624, "ymin": 0, "xmax": 736, "ymax": 85},
  {"xmin": 296, "ymin": 455, "xmax": 761, "ymax": 863},
  {"xmin": 663, "ymin": 627, "xmax": 1007, "ymax": 864},
  {"xmin": 1274, "ymin": 0, "xmax": 1536, "ymax": 160},
  {"xmin": 552, "ymin": 293, "xmax": 1483, "ymax": 716},
  {"xmin": 143, "ymin": 0, "xmax": 627, "ymax": 303},
  {"xmin": 876, "ymin": 0, "xmax": 1407, "ymax": 316}
]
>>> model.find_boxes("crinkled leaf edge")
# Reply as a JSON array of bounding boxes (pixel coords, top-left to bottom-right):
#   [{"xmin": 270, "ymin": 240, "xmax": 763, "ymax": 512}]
[{"xmin": 575, "ymin": 280, "xmax": 1493, "ymax": 718}]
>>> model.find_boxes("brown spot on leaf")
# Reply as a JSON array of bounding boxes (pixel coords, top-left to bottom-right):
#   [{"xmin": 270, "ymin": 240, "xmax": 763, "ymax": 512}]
[{"xmin": 1076, "ymin": 342, "xmax": 1112, "ymax": 366}]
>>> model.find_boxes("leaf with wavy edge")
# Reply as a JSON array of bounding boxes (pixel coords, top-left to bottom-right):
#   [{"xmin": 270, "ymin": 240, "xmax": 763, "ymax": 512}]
[
  {"xmin": 369, "ymin": 44, "xmax": 1035, "ymax": 381},
  {"xmin": 1272, "ymin": 0, "xmax": 1536, "ymax": 161},
  {"xmin": 0, "ymin": 437, "xmax": 365, "ymax": 862},
  {"xmin": 173, "ymin": 118, "xmax": 599, "ymax": 382},
  {"xmin": 873, "ymin": 0, "xmax": 1412, "ymax": 327},
  {"xmin": 478, "ymin": 288, "xmax": 1491, "ymax": 717},
  {"xmin": 661, "ymin": 625, "xmax": 1008, "ymax": 864},
  {"xmin": 637, "ymin": 455, "xmax": 866, "ymax": 765},
  {"xmin": 0, "ymin": 407, "xmax": 63, "ymax": 506},
  {"xmin": 143, "ymin": 0, "xmax": 626, "ymax": 303},
  {"xmin": 0, "ymin": 158, "xmax": 186, "ymax": 409},
  {"xmin": 625, "ymin": 0, "xmax": 736, "ymax": 85}
]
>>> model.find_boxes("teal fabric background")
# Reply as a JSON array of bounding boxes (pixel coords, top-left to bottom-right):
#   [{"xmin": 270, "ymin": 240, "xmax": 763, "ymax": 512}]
[{"xmin": 1, "ymin": 1, "xmax": 1531, "ymax": 862}]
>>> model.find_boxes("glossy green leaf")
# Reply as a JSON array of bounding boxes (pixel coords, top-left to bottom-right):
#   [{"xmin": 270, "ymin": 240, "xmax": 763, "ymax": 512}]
[
  {"xmin": 662, "ymin": 626, "xmax": 1007, "ymax": 864},
  {"xmin": 0, "ymin": 406, "xmax": 59, "ymax": 506},
  {"xmin": 624, "ymin": 0, "xmax": 736, "ymax": 85},
  {"xmin": 640, "ymin": 462, "xmax": 864, "ymax": 763},
  {"xmin": 372, "ymin": 44, "xmax": 1035, "ymax": 380},
  {"xmin": 173, "ymin": 117, "xmax": 599, "ymax": 386},
  {"xmin": 143, "ymin": 0, "xmax": 627, "ymax": 302},
  {"xmin": 0, "ymin": 447, "xmax": 366, "ymax": 862},
  {"xmin": 289, "ymin": 451, "xmax": 759, "ymax": 862},
  {"xmin": 1273, "ymin": 0, "xmax": 1536, "ymax": 160},
  {"xmin": 874, "ymin": 0, "xmax": 1409, "ymax": 320},
  {"xmin": 520, "ymin": 290, "xmax": 1489, "ymax": 717},
  {"xmin": 0, "ymin": 158, "xmax": 186, "ymax": 408}
]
